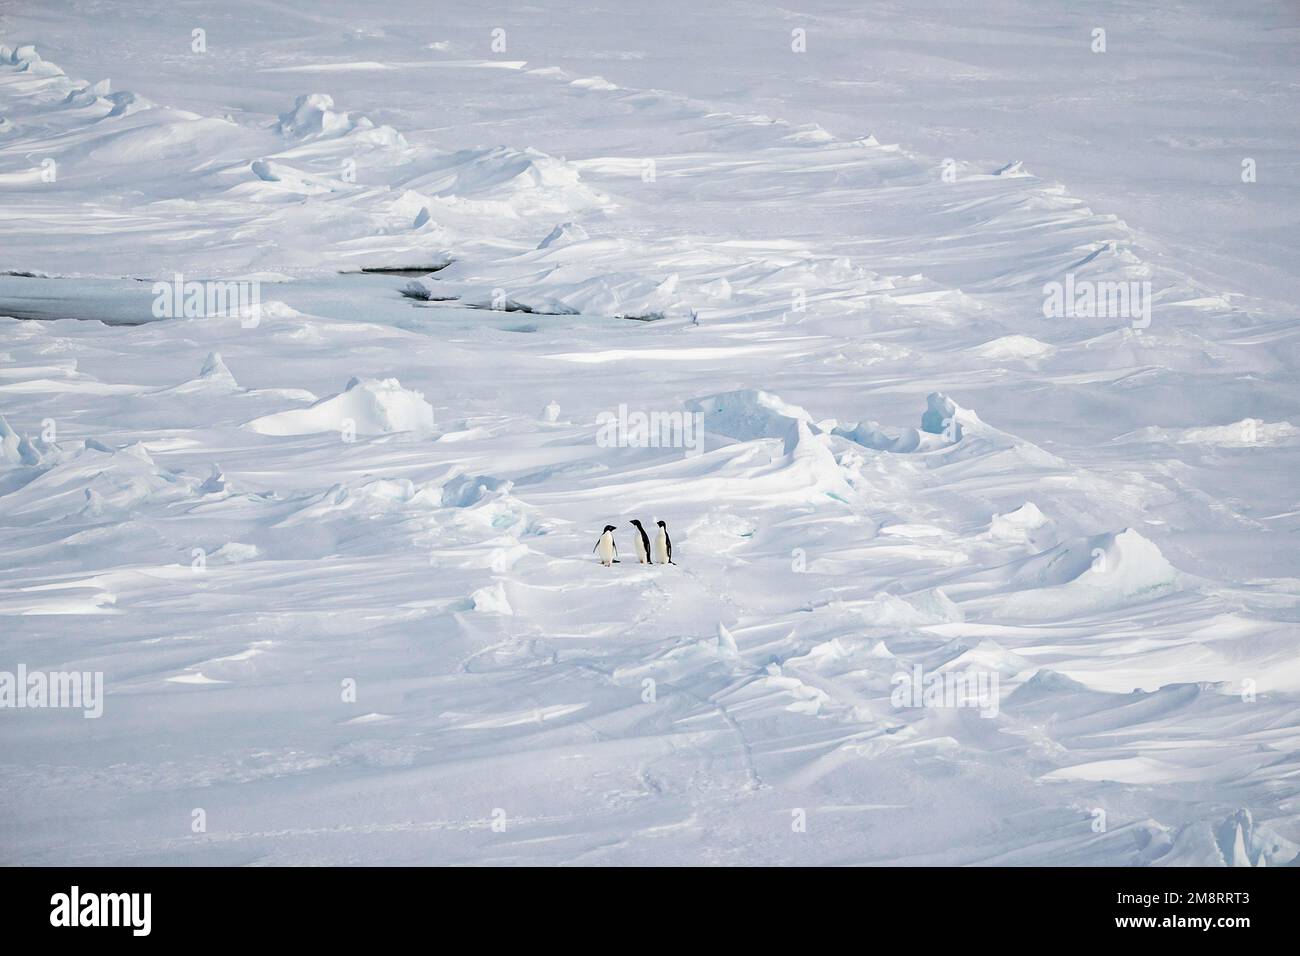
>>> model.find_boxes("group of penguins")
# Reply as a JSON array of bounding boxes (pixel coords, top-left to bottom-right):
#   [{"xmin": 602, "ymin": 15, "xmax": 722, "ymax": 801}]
[{"xmin": 594, "ymin": 519, "xmax": 674, "ymax": 567}]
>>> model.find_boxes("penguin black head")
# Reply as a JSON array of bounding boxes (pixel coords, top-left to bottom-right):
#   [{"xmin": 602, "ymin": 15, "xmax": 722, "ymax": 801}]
[
  {"xmin": 603, "ymin": 524, "xmax": 617, "ymax": 532},
  {"xmin": 656, "ymin": 520, "xmax": 666, "ymax": 527},
  {"xmin": 630, "ymin": 519, "xmax": 644, "ymax": 527}
]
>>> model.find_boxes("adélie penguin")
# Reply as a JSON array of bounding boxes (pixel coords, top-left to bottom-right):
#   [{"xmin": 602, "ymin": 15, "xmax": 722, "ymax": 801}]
[
  {"xmin": 594, "ymin": 525, "xmax": 619, "ymax": 567},
  {"xmin": 655, "ymin": 520, "xmax": 675, "ymax": 565},
  {"xmin": 629, "ymin": 519, "xmax": 652, "ymax": 564}
]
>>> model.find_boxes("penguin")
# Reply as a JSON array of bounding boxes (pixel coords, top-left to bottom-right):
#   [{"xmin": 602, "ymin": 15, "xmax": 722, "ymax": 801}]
[
  {"xmin": 629, "ymin": 519, "xmax": 652, "ymax": 564},
  {"xmin": 654, "ymin": 520, "xmax": 675, "ymax": 565},
  {"xmin": 594, "ymin": 525, "xmax": 619, "ymax": 567}
]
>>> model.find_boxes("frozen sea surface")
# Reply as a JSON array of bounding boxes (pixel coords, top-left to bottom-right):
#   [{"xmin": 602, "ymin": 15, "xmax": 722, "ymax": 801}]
[{"xmin": 0, "ymin": 1, "xmax": 1297, "ymax": 865}]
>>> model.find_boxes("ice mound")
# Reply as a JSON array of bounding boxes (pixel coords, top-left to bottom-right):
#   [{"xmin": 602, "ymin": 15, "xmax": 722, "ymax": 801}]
[
  {"xmin": 902, "ymin": 587, "xmax": 965, "ymax": 624},
  {"xmin": 103, "ymin": 90, "xmax": 154, "ymax": 118},
  {"xmin": 161, "ymin": 352, "xmax": 240, "ymax": 394},
  {"xmin": 197, "ymin": 464, "xmax": 227, "ymax": 495},
  {"xmin": 936, "ymin": 638, "xmax": 1031, "ymax": 678},
  {"xmin": 62, "ymin": 78, "xmax": 110, "ymax": 108},
  {"xmin": 782, "ymin": 122, "xmax": 836, "ymax": 145},
  {"xmin": 441, "ymin": 472, "xmax": 512, "ymax": 508},
  {"xmin": 0, "ymin": 415, "xmax": 43, "ymax": 466},
  {"xmin": 199, "ymin": 352, "xmax": 237, "ymax": 387},
  {"xmin": 830, "ymin": 392, "xmax": 975, "ymax": 455},
  {"xmin": 1158, "ymin": 809, "xmax": 1299, "ymax": 867},
  {"xmin": 702, "ymin": 276, "xmax": 732, "ymax": 301},
  {"xmin": 64, "ymin": 80, "xmax": 154, "ymax": 117},
  {"xmin": 1118, "ymin": 418, "xmax": 1300, "ymax": 448},
  {"xmin": 1185, "ymin": 421, "xmax": 1294, "ymax": 447},
  {"xmin": 994, "ymin": 528, "xmax": 1180, "ymax": 619},
  {"xmin": 250, "ymin": 159, "xmax": 281, "ymax": 182},
  {"xmin": 470, "ymin": 581, "xmax": 514, "ymax": 616},
  {"xmin": 715, "ymin": 623, "xmax": 739, "ymax": 656},
  {"xmin": 275, "ymin": 93, "xmax": 406, "ymax": 147},
  {"xmin": 450, "ymin": 492, "xmax": 537, "ymax": 539},
  {"xmin": 537, "ymin": 221, "xmax": 589, "ymax": 249},
  {"xmin": 881, "ymin": 391, "xmax": 1069, "ymax": 473},
  {"xmin": 210, "ymin": 542, "xmax": 260, "ymax": 564},
  {"xmin": 5, "ymin": 43, "xmax": 40, "ymax": 65},
  {"xmin": 2, "ymin": 43, "xmax": 63, "ymax": 77},
  {"xmin": 685, "ymin": 389, "xmax": 817, "ymax": 443},
  {"xmin": 79, "ymin": 488, "xmax": 105, "ymax": 517},
  {"xmin": 296, "ymin": 469, "xmax": 527, "ymax": 542},
  {"xmin": 1212, "ymin": 809, "xmax": 1298, "ymax": 867},
  {"xmin": 244, "ymin": 158, "xmax": 341, "ymax": 196},
  {"xmin": 411, "ymin": 145, "xmax": 601, "ymax": 205},
  {"xmin": 1178, "ymin": 419, "xmax": 1298, "ymax": 446},
  {"xmin": 832, "ymin": 419, "xmax": 945, "ymax": 454},
  {"xmin": 80, "ymin": 113, "xmax": 229, "ymax": 165},
  {"xmin": 277, "ymin": 94, "xmax": 349, "ymax": 136},
  {"xmin": 854, "ymin": 591, "xmax": 963, "ymax": 627},
  {"xmin": 570, "ymin": 75, "xmax": 621, "ymax": 92},
  {"xmin": 972, "ymin": 335, "xmax": 1056, "ymax": 360},
  {"xmin": 282, "ymin": 478, "xmax": 441, "ymax": 519},
  {"xmin": 276, "ymin": 92, "xmax": 351, "ymax": 137},
  {"xmin": 1007, "ymin": 528, "xmax": 1169, "ymax": 589},
  {"xmin": 0, "ymin": 438, "xmax": 193, "ymax": 520},
  {"xmin": 781, "ymin": 418, "xmax": 846, "ymax": 491},
  {"xmin": 246, "ymin": 377, "xmax": 435, "ymax": 437},
  {"xmin": 1004, "ymin": 668, "xmax": 1090, "ymax": 705},
  {"xmin": 785, "ymin": 637, "xmax": 897, "ymax": 685},
  {"xmin": 920, "ymin": 392, "xmax": 964, "ymax": 440},
  {"xmin": 287, "ymin": 472, "xmax": 526, "ymax": 569},
  {"xmin": 681, "ymin": 389, "xmax": 849, "ymax": 495},
  {"xmin": 988, "ymin": 502, "xmax": 1052, "ymax": 546}
]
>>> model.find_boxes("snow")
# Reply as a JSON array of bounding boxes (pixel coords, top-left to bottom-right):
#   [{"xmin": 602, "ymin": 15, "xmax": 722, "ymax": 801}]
[
  {"xmin": 684, "ymin": 390, "xmax": 817, "ymax": 444},
  {"xmin": 246, "ymin": 377, "xmax": 436, "ymax": 437},
  {"xmin": 0, "ymin": 1, "xmax": 1297, "ymax": 867},
  {"xmin": 973, "ymin": 335, "xmax": 1057, "ymax": 361},
  {"xmin": 989, "ymin": 528, "xmax": 1182, "ymax": 621}
]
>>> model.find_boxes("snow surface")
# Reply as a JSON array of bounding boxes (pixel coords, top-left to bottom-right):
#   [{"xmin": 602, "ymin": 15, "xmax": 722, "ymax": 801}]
[{"xmin": 0, "ymin": 1, "xmax": 1298, "ymax": 866}]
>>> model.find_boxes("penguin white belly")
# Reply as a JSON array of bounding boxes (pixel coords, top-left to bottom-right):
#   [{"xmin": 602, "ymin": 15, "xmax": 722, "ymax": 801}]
[
  {"xmin": 654, "ymin": 532, "xmax": 670, "ymax": 564},
  {"xmin": 597, "ymin": 534, "xmax": 616, "ymax": 566},
  {"xmin": 634, "ymin": 534, "xmax": 650, "ymax": 563}
]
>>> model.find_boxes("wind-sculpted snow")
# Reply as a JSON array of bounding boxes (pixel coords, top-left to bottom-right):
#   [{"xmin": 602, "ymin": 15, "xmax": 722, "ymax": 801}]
[
  {"xmin": 0, "ymin": 44, "xmax": 600, "ymax": 276},
  {"xmin": 684, "ymin": 390, "xmax": 818, "ymax": 444},
  {"xmin": 963, "ymin": 528, "xmax": 1183, "ymax": 621},
  {"xmin": 275, "ymin": 93, "xmax": 406, "ymax": 146},
  {"xmin": 0, "ymin": 7, "xmax": 1297, "ymax": 867},
  {"xmin": 246, "ymin": 377, "xmax": 436, "ymax": 437}
]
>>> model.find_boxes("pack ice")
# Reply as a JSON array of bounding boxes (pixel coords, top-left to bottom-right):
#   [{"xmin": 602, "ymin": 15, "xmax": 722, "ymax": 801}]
[{"xmin": 0, "ymin": 2, "xmax": 1297, "ymax": 866}]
